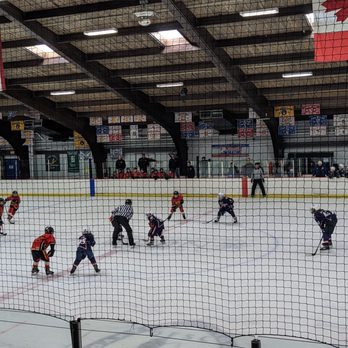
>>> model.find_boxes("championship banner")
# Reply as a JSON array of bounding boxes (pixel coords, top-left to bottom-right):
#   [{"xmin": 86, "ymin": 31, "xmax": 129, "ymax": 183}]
[
  {"xmin": 67, "ymin": 151, "xmax": 80, "ymax": 173},
  {"xmin": 310, "ymin": 126, "xmax": 327, "ymax": 136},
  {"xmin": 11, "ymin": 120, "xmax": 25, "ymax": 131},
  {"xmin": 335, "ymin": 127, "xmax": 348, "ymax": 135},
  {"xmin": 313, "ymin": 0, "xmax": 348, "ymax": 62},
  {"xmin": 274, "ymin": 105, "xmax": 295, "ymax": 117},
  {"xmin": 133, "ymin": 115, "xmax": 147, "ymax": 123},
  {"xmin": 148, "ymin": 124, "xmax": 161, "ymax": 140},
  {"xmin": 279, "ymin": 116, "xmax": 295, "ymax": 126},
  {"xmin": 96, "ymin": 134, "xmax": 109, "ymax": 143},
  {"xmin": 278, "ymin": 125, "xmax": 296, "ymax": 136},
  {"xmin": 109, "ymin": 134, "xmax": 123, "ymax": 142},
  {"xmin": 120, "ymin": 115, "xmax": 133, "ymax": 123},
  {"xmin": 108, "ymin": 116, "xmax": 120, "ymax": 124},
  {"xmin": 74, "ymin": 131, "xmax": 89, "ymax": 150},
  {"xmin": 333, "ymin": 114, "xmax": 348, "ymax": 127},
  {"xmin": 255, "ymin": 119, "xmax": 269, "ymax": 137},
  {"xmin": 198, "ymin": 121, "xmax": 213, "ymax": 137},
  {"xmin": 237, "ymin": 119, "xmax": 254, "ymax": 138},
  {"xmin": 309, "ymin": 115, "xmax": 328, "ymax": 126},
  {"xmin": 96, "ymin": 125, "xmax": 109, "ymax": 135},
  {"xmin": 130, "ymin": 125, "xmax": 139, "ymax": 139},
  {"xmin": 301, "ymin": 103, "xmax": 321, "ymax": 115},
  {"xmin": 211, "ymin": 144, "xmax": 249, "ymax": 158},
  {"xmin": 109, "ymin": 125, "xmax": 122, "ymax": 135},
  {"xmin": 45, "ymin": 153, "xmax": 60, "ymax": 171},
  {"xmin": 89, "ymin": 117, "xmax": 103, "ymax": 126},
  {"xmin": 180, "ymin": 122, "xmax": 196, "ymax": 138},
  {"xmin": 21, "ymin": 130, "xmax": 34, "ymax": 146},
  {"xmin": 175, "ymin": 112, "xmax": 192, "ymax": 123}
]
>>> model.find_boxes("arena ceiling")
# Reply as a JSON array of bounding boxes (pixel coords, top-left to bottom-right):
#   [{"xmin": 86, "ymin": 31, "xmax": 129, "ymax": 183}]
[{"xmin": 0, "ymin": 0, "xmax": 346, "ymax": 133}]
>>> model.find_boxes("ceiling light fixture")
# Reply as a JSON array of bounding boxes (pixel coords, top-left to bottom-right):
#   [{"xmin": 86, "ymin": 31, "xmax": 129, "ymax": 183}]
[
  {"xmin": 156, "ymin": 82, "xmax": 184, "ymax": 88},
  {"xmin": 134, "ymin": 10, "xmax": 156, "ymax": 26},
  {"xmin": 282, "ymin": 72, "xmax": 313, "ymax": 78},
  {"xmin": 50, "ymin": 90, "xmax": 76, "ymax": 96},
  {"xmin": 240, "ymin": 8, "xmax": 279, "ymax": 17},
  {"xmin": 83, "ymin": 28, "xmax": 118, "ymax": 36}
]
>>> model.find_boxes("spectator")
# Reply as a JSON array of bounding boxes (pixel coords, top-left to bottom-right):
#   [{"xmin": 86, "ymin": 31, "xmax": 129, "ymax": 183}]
[
  {"xmin": 124, "ymin": 168, "xmax": 132, "ymax": 179},
  {"xmin": 327, "ymin": 166, "xmax": 337, "ymax": 179},
  {"xmin": 138, "ymin": 153, "xmax": 156, "ymax": 173},
  {"xmin": 117, "ymin": 170, "xmax": 125, "ymax": 179},
  {"xmin": 251, "ymin": 162, "xmax": 266, "ymax": 197},
  {"xmin": 274, "ymin": 160, "xmax": 281, "ymax": 175},
  {"xmin": 167, "ymin": 170, "xmax": 175, "ymax": 179},
  {"xmin": 140, "ymin": 169, "xmax": 148, "ymax": 178},
  {"xmin": 186, "ymin": 161, "xmax": 195, "ymax": 178},
  {"xmin": 150, "ymin": 168, "xmax": 159, "ymax": 180},
  {"xmin": 227, "ymin": 161, "xmax": 239, "ymax": 177},
  {"xmin": 312, "ymin": 161, "xmax": 327, "ymax": 177},
  {"xmin": 115, "ymin": 155, "xmax": 126, "ymax": 172},
  {"xmin": 132, "ymin": 167, "xmax": 141, "ymax": 179},
  {"xmin": 158, "ymin": 168, "xmax": 166, "ymax": 179},
  {"xmin": 169, "ymin": 154, "xmax": 177, "ymax": 173},
  {"xmin": 284, "ymin": 161, "xmax": 291, "ymax": 177},
  {"xmin": 338, "ymin": 163, "xmax": 346, "ymax": 177}
]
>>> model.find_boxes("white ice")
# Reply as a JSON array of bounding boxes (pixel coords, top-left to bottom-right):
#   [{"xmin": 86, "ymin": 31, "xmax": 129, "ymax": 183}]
[{"xmin": 0, "ymin": 196, "xmax": 347, "ymax": 347}]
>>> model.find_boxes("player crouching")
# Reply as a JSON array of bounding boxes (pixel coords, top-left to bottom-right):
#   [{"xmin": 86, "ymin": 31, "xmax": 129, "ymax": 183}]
[
  {"xmin": 215, "ymin": 193, "xmax": 237, "ymax": 223},
  {"xmin": 31, "ymin": 226, "xmax": 55, "ymax": 275},
  {"xmin": 146, "ymin": 213, "xmax": 165, "ymax": 246},
  {"xmin": 5, "ymin": 190, "xmax": 21, "ymax": 224},
  {"xmin": 311, "ymin": 205, "xmax": 337, "ymax": 250},
  {"xmin": 70, "ymin": 229, "xmax": 100, "ymax": 275},
  {"xmin": 167, "ymin": 191, "xmax": 186, "ymax": 220},
  {"xmin": 0, "ymin": 198, "xmax": 6, "ymax": 235}
]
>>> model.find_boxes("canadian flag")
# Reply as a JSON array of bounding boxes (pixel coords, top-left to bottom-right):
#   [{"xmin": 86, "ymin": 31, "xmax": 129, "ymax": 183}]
[
  {"xmin": 313, "ymin": 0, "xmax": 348, "ymax": 61},
  {"xmin": 0, "ymin": 35, "xmax": 5, "ymax": 91}
]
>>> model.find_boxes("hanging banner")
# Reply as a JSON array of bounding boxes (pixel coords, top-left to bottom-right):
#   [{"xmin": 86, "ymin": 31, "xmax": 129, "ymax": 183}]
[
  {"xmin": 255, "ymin": 119, "xmax": 269, "ymax": 137},
  {"xmin": 108, "ymin": 116, "xmax": 120, "ymax": 124},
  {"xmin": 45, "ymin": 153, "xmax": 60, "ymax": 171},
  {"xmin": 67, "ymin": 151, "xmax": 80, "ymax": 173},
  {"xmin": 248, "ymin": 108, "xmax": 259, "ymax": 119},
  {"xmin": 310, "ymin": 126, "xmax": 327, "ymax": 136},
  {"xmin": 333, "ymin": 114, "xmax": 348, "ymax": 127},
  {"xmin": 301, "ymin": 103, "xmax": 321, "ymax": 115},
  {"xmin": 198, "ymin": 121, "xmax": 213, "ymax": 137},
  {"xmin": 89, "ymin": 117, "xmax": 103, "ymax": 126},
  {"xmin": 278, "ymin": 125, "xmax": 296, "ymax": 136},
  {"xmin": 109, "ymin": 125, "xmax": 122, "ymax": 135},
  {"xmin": 121, "ymin": 115, "xmax": 134, "ymax": 123},
  {"xmin": 110, "ymin": 148, "xmax": 123, "ymax": 159},
  {"xmin": 279, "ymin": 116, "xmax": 295, "ymax": 126},
  {"xmin": 96, "ymin": 134, "xmax": 109, "ymax": 143},
  {"xmin": 109, "ymin": 134, "xmax": 123, "ymax": 142},
  {"xmin": 21, "ymin": 130, "xmax": 34, "ymax": 146},
  {"xmin": 180, "ymin": 122, "xmax": 196, "ymax": 138},
  {"xmin": 133, "ymin": 115, "xmax": 147, "ymax": 123},
  {"xmin": 237, "ymin": 119, "xmax": 254, "ymax": 138},
  {"xmin": 313, "ymin": 0, "xmax": 348, "ymax": 62},
  {"xmin": 274, "ymin": 105, "xmax": 295, "ymax": 117},
  {"xmin": 96, "ymin": 125, "xmax": 109, "ymax": 135},
  {"xmin": 148, "ymin": 124, "xmax": 161, "ymax": 140},
  {"xmin": 211, "ymin": 144, "xmax": 249, "ymax": 158},
  {"xmin": 335, "ymin": 127, "xmax": 348, "ymax": 135},
  {"xmin": 130, "ymin": 125, "xmax": 139, "ymax": 139},
  {"xmin": 74, "ymin": 131, "xmax": 89, "ymax": 150},
  {"xmin": 309, "ymin": 115, "xmax": 328, "ymax": 126},
  {"xmin": 175, "ymin": 112, "xmax": 192, "ymax": 123},
  {"xmin": 11, "ymin": 120, "xmax": 25, "ymax": 131}
]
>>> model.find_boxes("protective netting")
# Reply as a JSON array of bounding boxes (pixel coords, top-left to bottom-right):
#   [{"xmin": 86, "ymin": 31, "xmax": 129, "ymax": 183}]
[{"xmin": 0, "ymin": 0, "xmax": 347, "ymax": 347}]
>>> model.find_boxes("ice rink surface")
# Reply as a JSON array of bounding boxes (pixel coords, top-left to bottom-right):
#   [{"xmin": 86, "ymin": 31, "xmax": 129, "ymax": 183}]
[{"xmin": 0, "ymin": 196, "xmax": 347, "ymax": 347}]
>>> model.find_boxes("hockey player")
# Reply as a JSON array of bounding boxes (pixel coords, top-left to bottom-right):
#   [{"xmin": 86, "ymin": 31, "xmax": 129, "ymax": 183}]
[
  {"xmin": 167, "ymin": 191, "xmax": 186, "ymax": 220},
  {"xmin": 70, "ymin": 229, "xmax": 100, "ymax": 275},
  {"xmin": 110, "ymin": 199, "xmax": 136, "ymax": 247},
  {"xmin": 5, "ymin": 190, "xmax": 21, "ymax": 224},
  {"xmin": 0, "ymin": 198, "xmax": 5, "ymax": 235},
  {"xmin": 311, "ymin": 205, "xmax": 337, "ymax": 250},
  {"xmin": 146, "ymin": 213, "xmax": 165, "ymax": 246},
  {"xmin": 215, "ymin": 193, "xmax": 237, "ymax": 223},
  {"xmin": 31, "ymin": 226, "xmax": 55, "ymax": 275}
]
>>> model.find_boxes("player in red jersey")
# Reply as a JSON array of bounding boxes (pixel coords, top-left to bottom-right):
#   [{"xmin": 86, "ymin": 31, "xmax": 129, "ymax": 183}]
[
  {"xmin": 0, "ymin": 198, "xmax": 6, "ymax": 235},
  {"xmin": 5, "ymin": 190, "xmax": 21, "ymax": 224},
  {"xmin": 31, "ymin": 226, "xmax": 56, "ymax": 275},
  {"xmin": 167, "ymin": 191, "xmax": 186, "ymax": 220}
]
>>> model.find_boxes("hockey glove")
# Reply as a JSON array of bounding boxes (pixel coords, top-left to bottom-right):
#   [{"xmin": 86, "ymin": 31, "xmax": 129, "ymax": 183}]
[{"xmin": 47, "ymin": 250, "xmax": 55, "ymax": 257}]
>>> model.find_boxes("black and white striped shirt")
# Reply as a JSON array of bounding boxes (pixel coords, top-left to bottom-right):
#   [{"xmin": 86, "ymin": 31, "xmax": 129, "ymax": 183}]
[{"xmin": 111, "ymin": 205, "xmax": 133, "ymax": 221}]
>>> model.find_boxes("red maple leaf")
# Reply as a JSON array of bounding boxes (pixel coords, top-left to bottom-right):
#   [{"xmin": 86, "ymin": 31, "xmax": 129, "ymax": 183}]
[{"xmin": 322, "ymin": 0, "xmax": 348, "ymax": 22}]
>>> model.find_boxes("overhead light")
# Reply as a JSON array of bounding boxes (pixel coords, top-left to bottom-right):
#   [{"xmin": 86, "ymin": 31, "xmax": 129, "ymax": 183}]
[
  {"xmin": 240, "ymin": 8, "xmax": 279, "ymax": 17},
  {"xmin": 134, "ymin": 10, "xmax": 156, "ymax": 27},
  {"xmin": 25, "ymin": 44, "xmax": 61, "ymax": 59},
  {"xmin": 50, "ymin": 90, "xmax": 76, "ymax": 96},
  {"xmin": 282, "ymin": 72, "xmax": 313, "ymax": 78},
  {"xmin": 156, "ymin": 82, "xmax": 184, "ymax": 88},
  {"xmin": 83, "ymin": 28, "xmax": 118, "ymax": 36},
  {"xmin": 150, "ymin": 30, "xmax": 198, "ymax": 53}
]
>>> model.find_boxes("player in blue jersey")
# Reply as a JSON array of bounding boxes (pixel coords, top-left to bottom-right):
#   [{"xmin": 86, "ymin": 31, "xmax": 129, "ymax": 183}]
[
  {"xmin": 311, "ymin": 205, "xmax": 337, "ymax": 250},
  {"xmin": 70, "ymin": 229, "xmax": 100, "ymax": 274},
  {"xmin": 145, "ymin": 213, "xmax": 165, "ymax": 246},
  {"xmin": 215, "ymin": 193, "xmax": 237, "ymax": 223}
]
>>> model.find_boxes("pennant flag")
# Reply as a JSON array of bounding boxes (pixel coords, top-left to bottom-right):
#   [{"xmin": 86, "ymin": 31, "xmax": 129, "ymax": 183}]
[
  {"xmin": 313, "ymin": 0, "xmax": 348, "ymax": 62},
  {"xmin": 0, "ymin": 35, "xmax": 5, "ymax": 91},
  {"xmin": 74, "ymin": 131, "xmax": 89, "ymax": 150}
]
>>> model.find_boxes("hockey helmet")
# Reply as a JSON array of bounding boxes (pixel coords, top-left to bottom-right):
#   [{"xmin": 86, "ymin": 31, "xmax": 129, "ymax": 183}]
[
  {"xmin": 125, "ymin": 199, "xmax": 132, "ymax": 205},
  {"xmin": 83, "ymin": 228, "xmax": 92, "ymax": 235},
  {"xmin": 310, "ymin": 205, "xmax": 320, "ymax": 214},
  {"xmin": 330, "ymin": 166, "xmax": 336, "ymax": 172},
  {"xmin": 146, "ymin": 213, "xmax": 154, "ymax": 220},
  {"xmin": 218, "ymin": 192, "xmax": 225, "ymax": 199},
  {"xmin": 45, "ymin": 226, "xmax": 54, "ymax": 234},
  {"xmin": 12, "ymin": 190, "xmax": 18, "ymax": 195},
  {"xmin": 0, "ymin": 198, "xmax": 4, "ymax": 204},
  {"xmin": 339, "ymin": 163, "xmax": 345, "ymax": 169},
  {"xmin": 317, "ymin": 160, "xmax": 323, "ymax": 166},
  {"xmin": 173, "ymin": 191, "xmax": 179, "ymax": 195}
]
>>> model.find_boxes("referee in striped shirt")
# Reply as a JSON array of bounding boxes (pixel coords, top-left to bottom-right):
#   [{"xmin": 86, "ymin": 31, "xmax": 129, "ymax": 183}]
[{"xmin": 110, "ymin": 199, "xmax": 135, "ymax": 247}]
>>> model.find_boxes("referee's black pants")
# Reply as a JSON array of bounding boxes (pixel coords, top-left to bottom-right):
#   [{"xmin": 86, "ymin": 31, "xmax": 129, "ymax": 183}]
[
  {"xmin": 112, "ymin": 216, "xmax": 135, "ymax": 246},
  {"xmin": 251, "ymin": 179, "xmax": 266, "ymax": 197}
]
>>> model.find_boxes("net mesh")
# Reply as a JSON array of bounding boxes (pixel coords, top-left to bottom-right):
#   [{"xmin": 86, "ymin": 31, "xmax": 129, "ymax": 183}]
[{"xmin": 0, "ymin": 0, "xmax": 347, "ymax": 347}]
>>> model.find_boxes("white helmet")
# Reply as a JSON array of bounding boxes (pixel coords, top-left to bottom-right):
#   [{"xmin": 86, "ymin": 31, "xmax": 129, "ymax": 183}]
[
  {"xmin": 317, "ymin": 160, "xmax": 323, "ymax": 166},
  {"xmin": 218, "ymin": 192, "xmax": 225, "ymax": 199},
  {"xmin": 339, "ymin": 163, "xmax": 344, "ymax": 169},
  {"xmin": 310, "ymin": 205, "xmax": 320, "ymax": 214},
  {"xmin": 330, "ymin": 166, "xmax": 336, "ymax": 172}
]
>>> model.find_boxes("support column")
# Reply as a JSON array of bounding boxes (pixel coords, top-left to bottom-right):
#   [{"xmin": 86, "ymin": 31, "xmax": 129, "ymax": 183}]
[{"xmin": 70, "ymin": 319, "xmax": 82, "ymax": 348}]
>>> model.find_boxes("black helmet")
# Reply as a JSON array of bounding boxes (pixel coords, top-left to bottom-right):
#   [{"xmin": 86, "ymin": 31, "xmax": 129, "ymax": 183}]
[
  {"xmin": 0, "ymin": 198, "xmax": 4, "ymax": 205},
  {"xmin": 83, "ymin": 228, "xmax": 92, "ymax": 235},
  {"xmin": 173, "ymin": 191, "xmax": 179, "ymax": 195},
  {"xmin": 12, "ymin": 190, "xmax": 18, "ymax": 195},
  {"xmin": 45, "ymin": 226, "xmax": 54, "ymax": 234},
  {"xmin": 125, "ymin": 199, "xmax": 132, "ymax": 205}
]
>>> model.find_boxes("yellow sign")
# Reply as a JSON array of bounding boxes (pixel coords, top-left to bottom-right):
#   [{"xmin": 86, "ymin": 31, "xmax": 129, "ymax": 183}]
[
  {"xmin": 74, "ymin": 131, "xmax": 89, "ymax": 150},
  {"xmin": 274, "ymin": 106, "xmax": 295, "ymax": 118},
  {"xmin": 11, "ymin": 120, "xmax": 25, "ymax": 131}
]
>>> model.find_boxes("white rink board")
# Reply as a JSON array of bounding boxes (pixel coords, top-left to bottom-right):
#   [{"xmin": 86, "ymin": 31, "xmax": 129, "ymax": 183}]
[{"xmin": 0, "ymin": 194, "xmax": 347, "ymax": 347}]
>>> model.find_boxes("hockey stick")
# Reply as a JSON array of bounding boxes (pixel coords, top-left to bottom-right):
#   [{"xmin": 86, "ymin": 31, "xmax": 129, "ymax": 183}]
[
  {"xmin": 206, "ymin": 218, "xmax": 215, "ymax": 224},
  {"xmin": 312, "ymin": 238, "xmax": 322, "ymax": 256}
]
